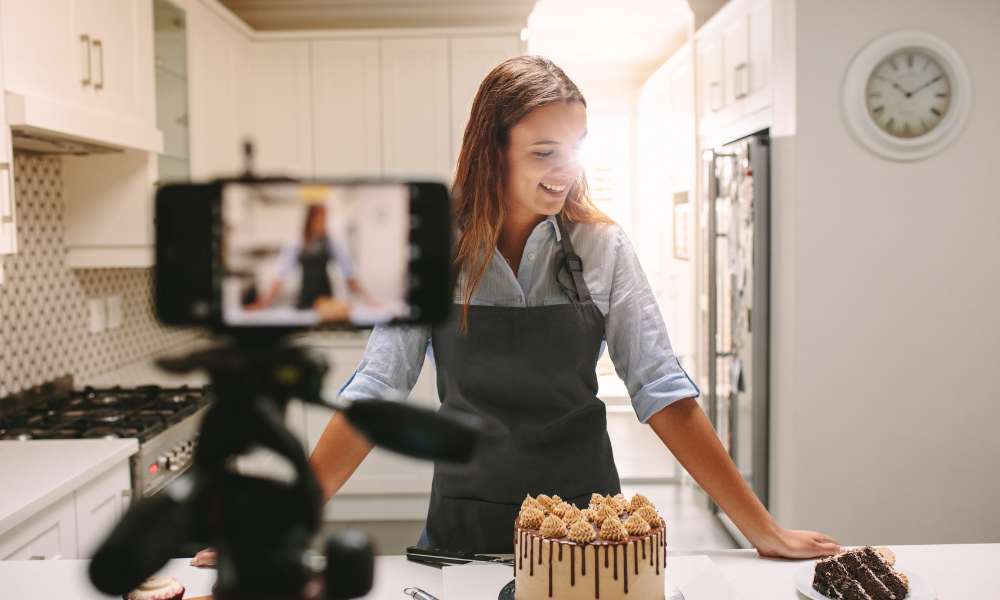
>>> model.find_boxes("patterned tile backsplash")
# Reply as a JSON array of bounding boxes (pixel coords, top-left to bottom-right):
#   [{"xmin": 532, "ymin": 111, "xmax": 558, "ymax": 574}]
[{"xmin": 0, "ymin": 154, "xmax": 196, "ymax": 397}]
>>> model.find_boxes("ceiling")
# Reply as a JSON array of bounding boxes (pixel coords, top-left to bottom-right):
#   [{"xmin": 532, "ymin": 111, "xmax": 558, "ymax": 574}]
[{"xmin": 218, "ymin": 0, "xmax": 538, "ymax": 30}]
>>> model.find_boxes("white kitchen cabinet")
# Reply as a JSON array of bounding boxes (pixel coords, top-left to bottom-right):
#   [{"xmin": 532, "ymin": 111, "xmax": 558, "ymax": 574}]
[
  {"xmin": 62, "ymin": 150, "xmax": 158, "ymax": 267},
  {"xmin": 311, "ymin": 39, "xmax": 382, "ymax": 177},
  {"xmin": 695, "ymin": 0, "xmax": 773, "ymax": 140},
  {"xmin": 0, "ymin": 0, "xmax": 161, "ymax": 152},
  {"xmin": 448, "ymin": 36, "xmax": 521, "ymax": 169},
  {"xmin": 244, "ymin": 41, "xmax": 313, "ymax": 178},
  {"xmin": 186, "ymin": 0, "xmax": 250, "ymax": 180},
  {"xmin": 0, "ymin": 0, "xmax": 13, "ymax": 258},
  {"xmin": 74, "ymin": 462, "xmax": 130, "ymax": 558},
  {"xmin": 0, "ymin": 494, "xmax": 77, "ymax": 561},
  {"xmin": 380, "ymin": 38, "xmax": 451, "ymax": 183}
]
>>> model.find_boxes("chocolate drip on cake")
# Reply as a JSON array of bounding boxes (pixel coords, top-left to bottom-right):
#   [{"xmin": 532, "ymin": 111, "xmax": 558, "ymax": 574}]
[
  {"xmin": 613, "ymin": 545, "xmax": 618, "ymax": 580},
  {"xmin": 623, "ymin": 541, "xmax": 629, "ymax": 594},
  {"xmin": 570, "ymin": 545, "xmax": 576, "ymax": 586},
  {"xmin": 604, "ymin": 545, "xmax": 608, "ymax": 569},
  {"xmin": 594, "ymin": 545, "xmax": 600, "ymax": 599},
  {"xmin": 548, "ymin": 541, "xmax": 554, "ymax": 598},
  {"xmin": 559, "ymin": 542, "xmax": 563, "ymax": 562},
  {"xmin": 655, "ymin": 532, "xmax": 660, "ymax": 575},
  {"xmin": 530, "ymin": 535, "xmax": 535, "ymax": 576}
]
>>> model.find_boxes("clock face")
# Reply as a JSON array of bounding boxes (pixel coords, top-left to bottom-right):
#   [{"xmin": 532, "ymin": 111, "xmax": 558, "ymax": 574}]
[{"xmin": 865, "ymin": 49, "xmax": 952, "ymax": 139}]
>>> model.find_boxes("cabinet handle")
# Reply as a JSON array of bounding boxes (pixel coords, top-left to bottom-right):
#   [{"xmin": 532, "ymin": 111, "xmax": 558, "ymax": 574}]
[
  {"xmin": 121, "ymin": 488, "xmax": 133, "ymax": 511},
  {"xmin": 734, "ymin": 62, "xmax": 749, "ymax": 100},
  {"xmin": 709, "ymin": 81, "xmax": 723, "ymax": 112},
  {"xmin": 92, "ymin": 39, "xmax": 104, "ymax": 90},
  {"xmin": 80, "ymin": 34, "xmax": 92, "ymax": 86}
]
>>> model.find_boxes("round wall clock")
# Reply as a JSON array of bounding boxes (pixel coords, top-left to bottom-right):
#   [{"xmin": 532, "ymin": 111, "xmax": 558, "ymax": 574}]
[{"xmin": 842, "ymin": 31, "xmax": 971, "ymax": 161}]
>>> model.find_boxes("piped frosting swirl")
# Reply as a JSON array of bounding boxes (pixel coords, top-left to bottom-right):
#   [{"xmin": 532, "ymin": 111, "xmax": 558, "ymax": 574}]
[
  {"xmin": 568, "ymin": 518, "xmax": 597, "ymax": 543},
  {"xmin": 624, "ymin": 513, "xmax": 652, "ymax": 536},
  {"xmin": 519, "ymin": 507, "xmax": 545, "ymax": 529},
  {"xmin": 599, "ymin": 516, "xmax": 628, "ymax": 541},
  {"xmin": 540, "ymin": 515, "xmax": 567, "ymax": 539}
]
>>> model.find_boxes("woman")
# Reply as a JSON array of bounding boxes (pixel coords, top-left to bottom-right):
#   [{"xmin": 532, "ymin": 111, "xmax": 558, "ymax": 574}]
[
  {"xmin": 247, "ymin": 204, "xmax": 363, "ymax": 314},
  {"xmin": 307, "ymin": 56, "xmax": 839, "ymax": 559},
  {"xmin": 193, "ymin": 56, "xmax": 837, "ymax": 567}
]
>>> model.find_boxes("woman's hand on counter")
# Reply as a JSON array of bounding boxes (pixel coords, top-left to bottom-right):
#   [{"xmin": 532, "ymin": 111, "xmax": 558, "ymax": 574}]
[
  {"xmin": 190, "ymin": 548, "xmax": 217, "ymax": 568},
  {"xmin": 754, "ymin": 527, "xmax": 841, "ymax": 559}
]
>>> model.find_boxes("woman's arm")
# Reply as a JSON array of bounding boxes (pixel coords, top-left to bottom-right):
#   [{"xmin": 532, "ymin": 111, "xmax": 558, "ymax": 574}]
[
  {"xmin": 308, "ymin": 412, "xmax": 374, "ymax": 502},
  {"xmin": 647, "ymin": 398, "xmax": 840, "ymax": 559}
]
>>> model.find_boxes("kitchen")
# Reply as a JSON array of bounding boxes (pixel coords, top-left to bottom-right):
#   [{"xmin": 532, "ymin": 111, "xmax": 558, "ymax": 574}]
[{"xmin": 0, "ymin": 0, "xmax": 998, "ymax": 599}]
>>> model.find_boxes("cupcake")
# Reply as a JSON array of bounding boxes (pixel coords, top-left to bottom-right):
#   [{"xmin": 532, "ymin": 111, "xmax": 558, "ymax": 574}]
[{"xmin": 123, "ymin": 575, "xmax": 185, "ymax": 600}]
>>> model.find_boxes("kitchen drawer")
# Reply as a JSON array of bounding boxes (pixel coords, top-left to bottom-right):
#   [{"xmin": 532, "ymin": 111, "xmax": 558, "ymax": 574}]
[
  {"xmin": 0, "ymin": 493, "xmax": 77, "ymax": 560},
  {"xmin": 74, "ymin": 461, "xmax": 130, "ymax": 558}
]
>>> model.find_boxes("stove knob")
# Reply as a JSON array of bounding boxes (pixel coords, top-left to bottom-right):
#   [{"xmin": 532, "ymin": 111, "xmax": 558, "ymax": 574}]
[{"xmin": 157, "ymin": 456, "xmax": 168, "ymax": 469}]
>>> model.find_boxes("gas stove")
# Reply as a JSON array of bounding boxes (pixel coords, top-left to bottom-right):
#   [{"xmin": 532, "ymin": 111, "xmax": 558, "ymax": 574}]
[{"xmin": 0, "ymin": 381, "xmax": 213, "ymax": 498}]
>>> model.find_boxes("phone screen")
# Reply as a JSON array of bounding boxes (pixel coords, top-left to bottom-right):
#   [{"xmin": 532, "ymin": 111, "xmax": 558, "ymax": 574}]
[{"xmin": 220, "ymin": 182, "xmax": 411, "ymax": 327}]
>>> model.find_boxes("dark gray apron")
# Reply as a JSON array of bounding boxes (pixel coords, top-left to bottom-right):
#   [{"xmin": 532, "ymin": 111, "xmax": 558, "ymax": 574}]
[
  {"xmin": 424, "ymin": 214, "xmax": 621, "ymax": 553},
  {"xmin": 296, "ymin": 236, "xmax": 334, "ymax": 309}
]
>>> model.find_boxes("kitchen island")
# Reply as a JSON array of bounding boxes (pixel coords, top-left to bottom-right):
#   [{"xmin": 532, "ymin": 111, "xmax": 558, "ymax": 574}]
[{"xmin": 0, "ymin": 544, "xmax": 995, "ymax": 599}]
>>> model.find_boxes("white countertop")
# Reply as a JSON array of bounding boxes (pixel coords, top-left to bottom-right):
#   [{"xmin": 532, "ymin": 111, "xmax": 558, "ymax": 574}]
[
  {"xmin": 0, "ymin": 544, "xmax": 995, "ymax": 599},
  {"xmin": 0, "ymin": 439, "xmax": 138, "ymax": 537}
]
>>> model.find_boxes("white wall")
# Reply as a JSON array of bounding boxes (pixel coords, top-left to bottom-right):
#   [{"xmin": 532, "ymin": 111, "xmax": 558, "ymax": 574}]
[{"xmin": 769, "ymin": 0, "xmax": 1000, "ymax": 544}]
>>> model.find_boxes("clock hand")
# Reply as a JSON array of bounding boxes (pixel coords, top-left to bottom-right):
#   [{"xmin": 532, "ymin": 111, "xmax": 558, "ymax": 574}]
[
  {"xmin": 909, "ymin": 74, "xmax": 945, "ymax": 95},
  {"xmin": 874, "ymin": 74, "xmax": 912, "ymax": 97}
]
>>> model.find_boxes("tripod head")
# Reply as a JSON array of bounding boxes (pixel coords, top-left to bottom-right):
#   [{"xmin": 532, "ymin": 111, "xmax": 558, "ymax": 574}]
[{"xmin": 89, "ymin": 334, "xmax": 482, "ymax": 599}]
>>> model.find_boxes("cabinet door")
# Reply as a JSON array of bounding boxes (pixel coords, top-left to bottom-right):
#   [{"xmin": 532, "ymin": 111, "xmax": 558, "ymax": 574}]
[
  {"xmin": 62, "ymin": 150, "xmax": 157, "ymax": 267},
  {"xmin": 380, "ymin": 38, "xmax": 451, "ymax": 182},
  {"xmin": 721, "ymin": 14, "xmax": 749, "ymax": 108},
  {"xmin": 312, "ymin": 39, "xmax": 381, "ymax": 177},
  {"xmin": 0, "ymin": 494, "xmax": 77, "ymax": 560},
  {"xmin": 0, "ymin": 0, "xmax": 80, "ymax": 103},
  {"xmin": 448, "ymin": 36, "xmax": 520, "ymax": 169},
  {"xmin": 78, "ymin": 0, "xmax": 153, "ymax": 121},
  {"xmin": 695, "ymin": 34, "xmax": 723, "ymax": 130},
  {"xmin": 187, "ymin": 1, "xmax": 248, "ymax": 179},
  {"xmin": 244, "ymin": 41, "xmax": 313, "ymax": 177},
  {"xmin": 744, "ymin": 0, "xmax": 772, "ymax": 115},
  {"xmin": 74, "ymin": 462, "xmax": 130, "ymax": 558},
  {"xmin": 0, "ymin": 167, "xmax": 16, "ymax": 255}
]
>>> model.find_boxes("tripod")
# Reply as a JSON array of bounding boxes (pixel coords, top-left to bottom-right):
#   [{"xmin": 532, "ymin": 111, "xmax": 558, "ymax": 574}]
[{"xmin": 89, "ymin": 334, "xmax": 482, "ymax": 599}]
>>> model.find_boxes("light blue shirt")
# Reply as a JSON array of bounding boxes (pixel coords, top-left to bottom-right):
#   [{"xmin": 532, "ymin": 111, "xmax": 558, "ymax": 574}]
[{"xmin": 339, "ymin": 216, "xmax": 699, "ymax": 423}]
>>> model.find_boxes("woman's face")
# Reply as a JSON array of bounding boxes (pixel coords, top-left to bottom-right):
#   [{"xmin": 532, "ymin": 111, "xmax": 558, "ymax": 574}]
[
  {"xmin": 502, "ymin": 100, "xmax": 587, "ymax": 219},
  {"xmin": 308, "ymin": 206, "xmax": 327, "ymax": 238}
]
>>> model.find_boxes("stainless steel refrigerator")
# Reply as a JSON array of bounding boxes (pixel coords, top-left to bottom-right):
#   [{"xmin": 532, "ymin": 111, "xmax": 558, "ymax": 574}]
[{"xmin": 700, "ymin": 130, "xmax": 770, "ymax": 545}]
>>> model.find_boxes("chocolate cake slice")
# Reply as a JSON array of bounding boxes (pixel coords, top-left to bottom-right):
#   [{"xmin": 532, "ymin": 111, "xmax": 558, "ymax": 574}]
[{"xmin": 812, "ymin": 547, "xmax": 909, "ymax": 600}]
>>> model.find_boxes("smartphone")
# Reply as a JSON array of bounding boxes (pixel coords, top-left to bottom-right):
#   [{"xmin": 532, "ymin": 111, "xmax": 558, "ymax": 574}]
[{"xmin": 155, "ymin": 179, "xmax": 451, "ymax": 330}]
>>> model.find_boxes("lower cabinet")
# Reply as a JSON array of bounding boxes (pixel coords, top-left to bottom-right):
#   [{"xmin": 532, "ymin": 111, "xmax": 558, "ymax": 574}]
[
  {"xmin": 74, "ymin": 462, "xmax": 131, "ymax": 558},
  {"xmin": 0, "ymin": 460, "xmax": 130, "ymax": 560},
  {"xmin": 0, "ymin": 494, "xmax": 77, "ymax": 560}
]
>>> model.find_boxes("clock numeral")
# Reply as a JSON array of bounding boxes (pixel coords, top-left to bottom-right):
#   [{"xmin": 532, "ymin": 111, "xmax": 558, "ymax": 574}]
[
  {"xmin": 886, "ymin": 117, "xmax": 896, "ymax": 131},
  {"xmin": 902, "ymin": 122, "xmax": 912, "ymax": 137},
  {"xmin": 930, "ymin": 107, "xmax": 942, "ymax": 117},
  {"xmin": 935, "ymin": 93, "xmax": 949, "ymax": 98},
  {"xmin": 869, "ymin": 92, "xmax": 882, "ymax": 98},
  {"xmin": 920, "ymin": 119, "xmax": 928, "ymax": 131},
  {"xmin": 907, "ymin": 54, "xmax": 914, "ymax": 68},
  {"xmin": 872, "ymin": 105, "xmax": 885, "ymax": 114}
]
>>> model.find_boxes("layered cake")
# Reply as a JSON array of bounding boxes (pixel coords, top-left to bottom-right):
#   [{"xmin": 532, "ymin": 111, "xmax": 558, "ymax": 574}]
[
  {"xmin": 813, "ymin": 546, "xmax": 909, "ymax": 600},
  {"xmin": 515, "ymin": 492, "xmax": 666, "ymax": 599}
]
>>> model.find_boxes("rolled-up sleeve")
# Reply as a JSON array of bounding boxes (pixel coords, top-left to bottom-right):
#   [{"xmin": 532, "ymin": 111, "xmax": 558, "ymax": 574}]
[
  {"xmin": 604, "ymin": 229, "xmax": 700, "ymax": 423},
  {"xmin": 338, "ymin": 324, "xmax": 430, "ymax": 402}
]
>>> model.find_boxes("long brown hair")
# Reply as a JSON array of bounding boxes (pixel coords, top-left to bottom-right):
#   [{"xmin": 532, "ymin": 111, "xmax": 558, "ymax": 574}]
[{"xmin": 452, "ymin": 55, "xmax": 612, "ymax": 328}]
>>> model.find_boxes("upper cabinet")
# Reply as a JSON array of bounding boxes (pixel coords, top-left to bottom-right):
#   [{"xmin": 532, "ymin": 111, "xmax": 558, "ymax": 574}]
[
  {"xmin": 695, "ymin": 0, "xmax": 772, "ymax": 141},
  {"xmin": 448, "ymin": 36, "xmax": 521, "ymax": 169},
  {"xmin": 244, "ymin": 41, "xmax": 313, "ymax": 177},
  {"xmin": 311, "ymin": 39, "xmax": 382, "ymax": 177},
  {"xmin": 1, "ymin": 0, "xmax": 161, "ymax": 152},
  {"xmin": 380, "ymin": 38, "xmax": 451, "ymax": 182}
]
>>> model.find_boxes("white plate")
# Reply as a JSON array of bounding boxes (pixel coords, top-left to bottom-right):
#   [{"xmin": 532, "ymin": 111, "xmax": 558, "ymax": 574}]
[{"xmin": 794, "ymin": 562, "xmax": 937, "ymax": 600}]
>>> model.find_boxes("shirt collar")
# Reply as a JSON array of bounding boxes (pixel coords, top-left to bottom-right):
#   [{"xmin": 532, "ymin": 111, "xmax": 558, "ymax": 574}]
[{"xmin": 542, "ymin": 215, "xmax": 562, "ymax": 242}]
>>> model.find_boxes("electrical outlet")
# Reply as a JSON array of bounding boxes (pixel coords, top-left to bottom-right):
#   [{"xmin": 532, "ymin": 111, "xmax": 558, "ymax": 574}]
[
  {"xmin": 88, "ymin": 298, "xmax": 106, "ymax": 334},
  {"xmin": 106, "ymin": 295, "xmax": 123, "ymax": 329}
]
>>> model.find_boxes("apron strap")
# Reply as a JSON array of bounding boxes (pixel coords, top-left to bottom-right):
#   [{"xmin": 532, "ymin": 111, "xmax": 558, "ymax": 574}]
[{"xmin": 555, "ymin": 213, "xmax": 593, "ymax": 303}]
